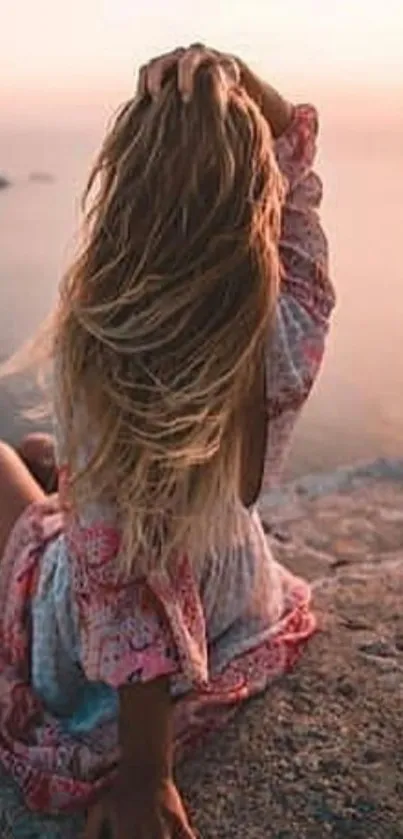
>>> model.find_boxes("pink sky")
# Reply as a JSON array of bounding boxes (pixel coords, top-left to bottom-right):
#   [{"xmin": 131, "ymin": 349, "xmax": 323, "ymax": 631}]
[{"xmin": 3, "ymin": 0, "xmax": 403, "ymax": 127}]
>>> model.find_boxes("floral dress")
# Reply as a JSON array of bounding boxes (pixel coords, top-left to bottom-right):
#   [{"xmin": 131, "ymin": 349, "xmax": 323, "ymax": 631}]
[{"xmin": 0, "ymin": 105, "xmax": 335, "ymax": 838}]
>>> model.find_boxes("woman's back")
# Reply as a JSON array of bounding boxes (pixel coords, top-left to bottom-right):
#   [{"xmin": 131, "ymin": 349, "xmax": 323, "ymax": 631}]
[
  {"xmin": 53, "ymin": 63, "xmax": 284, "ymax": 576},
  {"xmin": 0, "ymin": 47, "xmax": 334, "ymax": 838}
]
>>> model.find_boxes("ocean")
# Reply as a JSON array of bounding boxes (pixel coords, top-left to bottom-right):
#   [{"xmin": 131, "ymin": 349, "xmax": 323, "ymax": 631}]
[{"xmin": 1, "ymin": 118, "xmax": 402, "ymax": 478}]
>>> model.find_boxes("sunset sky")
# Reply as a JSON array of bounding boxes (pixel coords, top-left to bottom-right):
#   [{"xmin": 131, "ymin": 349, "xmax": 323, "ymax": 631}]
[{"xmin": 3, "ymin": 0, "xmax": 403, "ymax": 126}]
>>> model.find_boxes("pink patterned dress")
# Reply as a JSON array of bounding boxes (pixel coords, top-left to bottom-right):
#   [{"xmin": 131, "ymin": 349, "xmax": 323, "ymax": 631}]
[{"xmin": 0, "ymin": 105, "xmax": 335, "ymax": 837}]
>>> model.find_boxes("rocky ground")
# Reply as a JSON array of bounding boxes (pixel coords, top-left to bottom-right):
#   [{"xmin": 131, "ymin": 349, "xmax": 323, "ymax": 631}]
[
  {"xmin": 178, "ymin": 458, "xmax": 403, "ymax": 839},
  {"xmin": 3, "ymin": 458, "xmax": 403, "ymax": 837}
]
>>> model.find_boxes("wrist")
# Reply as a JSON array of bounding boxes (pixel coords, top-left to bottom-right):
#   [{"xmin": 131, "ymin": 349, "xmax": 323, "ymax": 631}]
[
  {"xmin": 119, "ymin": 741, "xmax": 173, "ymax": 788},
  {"xmin": 119, "ymin": 755, "xmax": 173, "ymax": 784},
  {"xmin": 237, "ymin": 59, "xmax": 294, "ymax": 139},
  {"xmin": 116, "ymin": 764, "xmax": 173, "ymax": 801},
  {"xmin": 266, "ymin": 95, "xmax": 294, "ymax": 139}
]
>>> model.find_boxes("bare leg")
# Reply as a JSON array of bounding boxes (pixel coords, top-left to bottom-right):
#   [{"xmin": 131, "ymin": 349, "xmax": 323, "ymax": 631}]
[
  {"xmin": 0, "ymin": 440, "xmax": 46, "ymax": 559},
  {"xmin": 17, "ymin": 432, "xmax": 57, "ymax": 493}
]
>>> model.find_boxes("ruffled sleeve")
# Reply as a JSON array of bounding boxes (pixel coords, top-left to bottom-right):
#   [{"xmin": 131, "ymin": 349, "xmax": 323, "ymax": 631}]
[
  {"xmin": 261, "ymin": 104, "xmax": 336, "ymax": 493},
  {"xmin": 66, "ymin": 517, "xmax": 208, "ymax": 691}
]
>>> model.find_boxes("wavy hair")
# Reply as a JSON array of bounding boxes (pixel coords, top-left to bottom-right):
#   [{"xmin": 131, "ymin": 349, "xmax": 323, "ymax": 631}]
[{"xmin": 6, "ymin": 62, "xmax": 285, "ymax": 573}]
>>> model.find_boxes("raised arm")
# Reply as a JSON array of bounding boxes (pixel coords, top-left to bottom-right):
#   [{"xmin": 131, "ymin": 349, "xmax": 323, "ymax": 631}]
[
  {"xmin": 237, "ymin": 62, "xmax": 335, "ymax": 493},
  {"xmin": 237, "ymin": 59, "xmax": 295, "ymax": 139}
]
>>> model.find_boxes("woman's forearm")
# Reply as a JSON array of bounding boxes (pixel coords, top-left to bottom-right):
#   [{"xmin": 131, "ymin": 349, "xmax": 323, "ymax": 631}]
[
  {"xmin": 119, "ymin": 677, "xmax": 173, "ymax": 784},
  {"xmin": 237, "ymin": 60, "xmax": 294, "ymax": 139}
]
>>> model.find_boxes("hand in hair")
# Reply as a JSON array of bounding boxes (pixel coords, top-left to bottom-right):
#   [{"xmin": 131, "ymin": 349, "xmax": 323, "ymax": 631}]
[
  {"xmin": 137, "ymin": 43, "xmax": 239, "ymax": 102},
  {"xmin": 137, "ymin": 43, "xmax": 294, "ymax": 137}
]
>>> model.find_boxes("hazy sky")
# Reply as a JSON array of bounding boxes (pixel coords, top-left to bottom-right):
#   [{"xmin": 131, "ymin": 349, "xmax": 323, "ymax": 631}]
[{"xmin": 2, "ymin": 0, "xmax": 403, "ymax": 126}]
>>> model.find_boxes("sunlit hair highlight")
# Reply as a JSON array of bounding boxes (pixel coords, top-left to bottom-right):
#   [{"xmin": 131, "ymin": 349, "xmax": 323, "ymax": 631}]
[{"xmin": 4, "ymin": 62, "xmax": 286, "ymax": 574}]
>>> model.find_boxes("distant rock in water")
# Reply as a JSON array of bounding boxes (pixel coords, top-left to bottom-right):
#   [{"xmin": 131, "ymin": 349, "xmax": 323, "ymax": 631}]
[
  {"xmin": 0, "ymin": 174, "xmax": 11, "ymax": 189},
  {"xmin": 29, "ymin": 171, "xmax": 54, "ymax": 184}
]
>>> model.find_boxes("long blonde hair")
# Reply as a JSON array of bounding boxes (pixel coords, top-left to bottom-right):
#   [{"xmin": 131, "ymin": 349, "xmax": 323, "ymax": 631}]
[{"xmin": 6, "ymin": 62, "xmax": 285, "ymax": 574}]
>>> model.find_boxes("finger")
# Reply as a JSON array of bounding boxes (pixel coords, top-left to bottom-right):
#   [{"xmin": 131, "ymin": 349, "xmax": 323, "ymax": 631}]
[
  {"xmin": 171, "ymin": 815, "xmax": 197, "ymax": 839},
  {"xmin": 177, "ymin": 48, "xmax": 215, "ymax": 101},
  {"xmin": 219, "ymin": 55, "xmax": 241, "ymax": 85},
  {"xmin": 177, "ymin": 48, "xmax": 240, "ymax": 102},
  {"xmin": 207, "ymin": 47, "xmax": 240, "ymax": 84},
  {"xmin": 147, "ymin": 48, "xmax": 185, "ymax": 99},
  {"xmin": 160, "ymin": 813, "xmax": 172, "ymax": 839},
  {"xmin": 167, "ymin": 804, "xmax": 197, "ymax": 839},
  {"xmin": 136, "ymin": 64, "xmax": 148, "ymax": 98}
]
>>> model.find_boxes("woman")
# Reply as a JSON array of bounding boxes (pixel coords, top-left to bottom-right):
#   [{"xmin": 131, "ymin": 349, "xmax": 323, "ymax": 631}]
[{"xmin": 0, "ymin": 45, "xmax": 334, "ymax": 838}]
